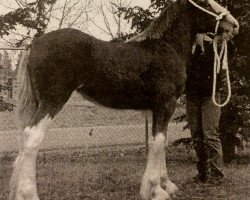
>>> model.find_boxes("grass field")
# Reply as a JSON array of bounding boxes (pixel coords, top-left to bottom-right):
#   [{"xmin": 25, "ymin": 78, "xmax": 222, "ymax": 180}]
[{"xmin": 0, "ymin": 146, "xmax": 249, "ymax": 200}]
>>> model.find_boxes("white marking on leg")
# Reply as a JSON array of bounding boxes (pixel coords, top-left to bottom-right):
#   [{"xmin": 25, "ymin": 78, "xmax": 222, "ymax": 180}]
[
  {"xmin": 9, "ymin": 115, "xmax": 52, "ymax": 200},
  {"xmin": 159, "ymin": 149, "xmax": 178, "ymax": 196},
  {"xmin": 140, "ymin": 133, "xmax": 170, "ymax": 200},
  {"xmin": 13, "ymin": 151, "xmax": 23, "ymax": 168}
]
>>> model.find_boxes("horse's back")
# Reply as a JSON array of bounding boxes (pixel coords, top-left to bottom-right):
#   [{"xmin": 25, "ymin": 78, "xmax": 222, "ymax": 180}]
[{"xmin": 34, "ymin": 28, "xmax": 95, "ymax": 45}]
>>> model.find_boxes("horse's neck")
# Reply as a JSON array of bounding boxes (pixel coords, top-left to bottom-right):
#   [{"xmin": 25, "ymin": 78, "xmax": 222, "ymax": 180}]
[{"xmin": 164, "ymin": 12, "xmax": 193, "ymax": 59}]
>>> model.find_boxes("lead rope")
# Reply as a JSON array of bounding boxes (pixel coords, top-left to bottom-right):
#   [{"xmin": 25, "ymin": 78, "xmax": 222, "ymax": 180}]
[
  {"xmin": 188, "ymin": 0, "xmax": 231, "ymax": 107},
  {"xmin": 212, "ymin": 37, "xmax": 231, "ymax": 107}
]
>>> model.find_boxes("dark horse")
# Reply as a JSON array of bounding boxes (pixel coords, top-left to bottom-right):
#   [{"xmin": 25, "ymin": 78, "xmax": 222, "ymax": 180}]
[{"xmin": 10, "ymin": 0, "xmax": 239, "ymax": 200}]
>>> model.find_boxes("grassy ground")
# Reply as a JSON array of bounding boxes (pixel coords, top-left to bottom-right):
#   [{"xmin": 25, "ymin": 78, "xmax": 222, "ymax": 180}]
[{"xmin": 0, "ymin": 146, "xmax": 249, "ymax": 200}]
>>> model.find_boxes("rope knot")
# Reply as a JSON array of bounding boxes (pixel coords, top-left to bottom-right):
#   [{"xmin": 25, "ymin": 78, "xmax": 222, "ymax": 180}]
[{"xmin": 216, "ymin": 10, "xmax": 229, "ymax": 21}]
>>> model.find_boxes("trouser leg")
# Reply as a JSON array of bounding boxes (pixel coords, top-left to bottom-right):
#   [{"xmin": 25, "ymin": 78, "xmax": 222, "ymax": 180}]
[
  {"xmin": 201, "ymin": 98, "xmax": 224, "ymax": 177},
  {"xmin": 186, "ymin": 98, "xmax": 209, "ymax": 179}
]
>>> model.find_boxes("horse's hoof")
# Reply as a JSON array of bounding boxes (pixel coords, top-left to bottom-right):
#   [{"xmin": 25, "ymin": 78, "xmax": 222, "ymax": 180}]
[
  {"xmin": 151, "ymin": 185, "xmax": 170, "ymax": 200},
  {"xmin": 164, "ymin": 180, "xmax": 179, "ymax": 195}
]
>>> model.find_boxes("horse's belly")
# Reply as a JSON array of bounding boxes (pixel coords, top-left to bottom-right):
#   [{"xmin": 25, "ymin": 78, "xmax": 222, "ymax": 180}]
[{"xmin": 76, "ymin": 82, "xmax": 154, "ymax": 110}]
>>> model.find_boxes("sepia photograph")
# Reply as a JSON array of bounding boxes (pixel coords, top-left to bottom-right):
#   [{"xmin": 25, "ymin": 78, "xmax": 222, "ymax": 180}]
[{"xmin": 0, "ymin": 0, "xmax": 249, "ymax": 199}]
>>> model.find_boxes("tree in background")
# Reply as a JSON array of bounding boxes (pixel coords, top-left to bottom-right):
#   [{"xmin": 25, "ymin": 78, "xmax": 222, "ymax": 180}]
[
  {"xmin": 0, "ymin": 0, "xmax": 57, "ymax": 46},
  {"xmin": 0, "ymin": 50, "xmax": 14, "ymax": 111},
  {"xmin": 218, "ymin": 0, "xmax": 250, "ymax": 163},
  {"xmin": 120, "ymin": 0, "xmax": 173, "ymax": 38},
  {"xmin": 89, "ymin": 0, "xmax": 132, "ymax": 40},
  {"xmin": 0, "ymin": 51, "xmax": 13, "ymax": 78},
  {"xmin": 0, "ymin": 0, "xmax": 94, "ymax": 47},
  {"xmin": 49, "ymin": 0, "xmax": 93, "ymax": 30},
  {"xmin": 122, "ymin": 0, "xmax": 249, "ymax": 162}
]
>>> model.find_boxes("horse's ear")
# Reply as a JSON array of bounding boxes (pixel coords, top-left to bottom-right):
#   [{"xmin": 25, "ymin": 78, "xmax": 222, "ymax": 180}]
[{"xmin": 178, "ymin": 0, "xmax": 187, "ymax": 5}]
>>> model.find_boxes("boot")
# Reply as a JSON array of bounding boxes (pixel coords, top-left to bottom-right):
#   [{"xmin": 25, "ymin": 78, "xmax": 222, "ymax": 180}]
[
  {"xmin": 193, "ymin": 141, "xmax": 210, "ymax": 182},
  {"xmin": 207, "ymin": 145, "xmax": 224, "ymax": 179}
]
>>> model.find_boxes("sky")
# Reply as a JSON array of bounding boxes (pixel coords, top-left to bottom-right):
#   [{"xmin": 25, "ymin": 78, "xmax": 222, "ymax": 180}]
[{"xmin": 0, "ymin": 0, "xmax": 151, "ymax": 42}]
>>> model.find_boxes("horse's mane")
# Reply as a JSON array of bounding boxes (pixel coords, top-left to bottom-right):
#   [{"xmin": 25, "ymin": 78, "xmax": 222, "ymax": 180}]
[{"xmin": 127, "ymin": 1, "xmax": 182, "ymax": 43}]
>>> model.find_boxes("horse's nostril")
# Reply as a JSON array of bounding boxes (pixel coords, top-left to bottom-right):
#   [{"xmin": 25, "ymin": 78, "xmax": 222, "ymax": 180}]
[
  {"xmin": 234, "ymin": 24, "xmax": 239, "ymax": 35},
  {"xmin": 233, "ymin": 23, "xmax": 238, "ymax": 29}
]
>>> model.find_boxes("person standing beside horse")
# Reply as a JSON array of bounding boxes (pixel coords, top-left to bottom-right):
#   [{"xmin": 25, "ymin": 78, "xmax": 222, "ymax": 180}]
[{"xmin": 186, "ymin": 33, "xmax": 234, "ymax": 183}]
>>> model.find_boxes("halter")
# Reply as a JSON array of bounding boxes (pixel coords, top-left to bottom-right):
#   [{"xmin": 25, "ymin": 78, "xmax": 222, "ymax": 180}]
[
  {"xmin": 189, "ymin": 0, "xmax": 231, "ymax": 107},
  {"xmin": 188, "ymin": 0, "xmax": 230, "ymax": 32}
]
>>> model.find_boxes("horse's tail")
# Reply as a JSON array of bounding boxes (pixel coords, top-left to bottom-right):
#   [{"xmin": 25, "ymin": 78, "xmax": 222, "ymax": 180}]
[{"xmin": 16, "ymin": 49, "xmax": 37, "ymax": 129}]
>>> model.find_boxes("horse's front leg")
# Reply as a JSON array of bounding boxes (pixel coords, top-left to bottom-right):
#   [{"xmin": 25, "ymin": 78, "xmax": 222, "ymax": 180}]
[
  {"xmin": 9, "ymin": 115, "xmax": 52, "ymax": 200},
  {"xmin": 140, "ymin": 97, "xmax": 178, "ymax": 200}
]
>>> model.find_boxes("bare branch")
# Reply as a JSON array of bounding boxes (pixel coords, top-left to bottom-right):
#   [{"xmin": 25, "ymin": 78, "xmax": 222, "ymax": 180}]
[
  {"xmin": 46, "ymin": 3, "xmax": 55, "ymax": 24},
  {"xmin": 100, "ymin": 1, "xmax": 114, "ymax": 39},
  {"xmin": 58, "ymin": 0, "xmax": 68, "ymax": 29},
  {"xmin": 1, "ymin": 4, "xmax": 17, "ymax": 11},
  {"xmin": 0, "ymin": 38, "xmax": 16, "ymax": 47},
  {"xmin": 56, "ymin": 0, "xmax": 92, "ymax": 29},
  {"xmin": 68, "ymin": 10, "xmax": 85, "ymax": 28},
  {"xmin": 9, "ymin": 30, "xmax": 28, "ymax": 37},
  {"xmin": 14, "ymin": 0, "xmax": 23, "ymax": 8},
  {"xmin": 90, "ymin": 19, "xmax": 112, "ymax": 36},
  {"xmin": 14, "ymin": 0, "xmax": 26, "ymax": 8},
  {"xmin": 108, "ymin": 3, "xmax": 119, "ymax": 26}
]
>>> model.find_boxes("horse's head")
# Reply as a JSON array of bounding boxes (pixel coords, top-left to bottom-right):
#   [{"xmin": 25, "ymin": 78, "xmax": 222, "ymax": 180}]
[{"xmin": 187, "ymin": 0, "xmax": 239, "ymax": 40}]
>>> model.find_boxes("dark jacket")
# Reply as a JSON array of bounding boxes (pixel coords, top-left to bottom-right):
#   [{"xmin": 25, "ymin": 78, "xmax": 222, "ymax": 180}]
[{"xmin": 185, "ymin": 41, "xmax": 215, "ymax": 99}]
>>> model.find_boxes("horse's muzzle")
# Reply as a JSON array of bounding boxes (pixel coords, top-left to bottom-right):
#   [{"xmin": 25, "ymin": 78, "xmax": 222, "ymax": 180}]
[{"xmin": 232, "ymin": 21, "xmax": 239, "ymax": 35}]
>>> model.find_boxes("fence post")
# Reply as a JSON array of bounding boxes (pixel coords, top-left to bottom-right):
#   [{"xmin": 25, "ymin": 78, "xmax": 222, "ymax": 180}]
[
  {"xmin": 7, "ymin": 77, "xmax": 13, "ymax": 99},
  {"xmin": 145, "ymin": 111, "xmax": 149, "ymax": 154}
]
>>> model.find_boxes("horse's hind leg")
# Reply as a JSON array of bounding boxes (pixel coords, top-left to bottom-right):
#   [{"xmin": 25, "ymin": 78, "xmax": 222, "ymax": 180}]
[
  {"xmin": 9, "ymin": 102, "xmax": 63, "ymax": 200},
  {"xmin": 140, "ymin": 96, "xmax": 179, "ymax": 200}
]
